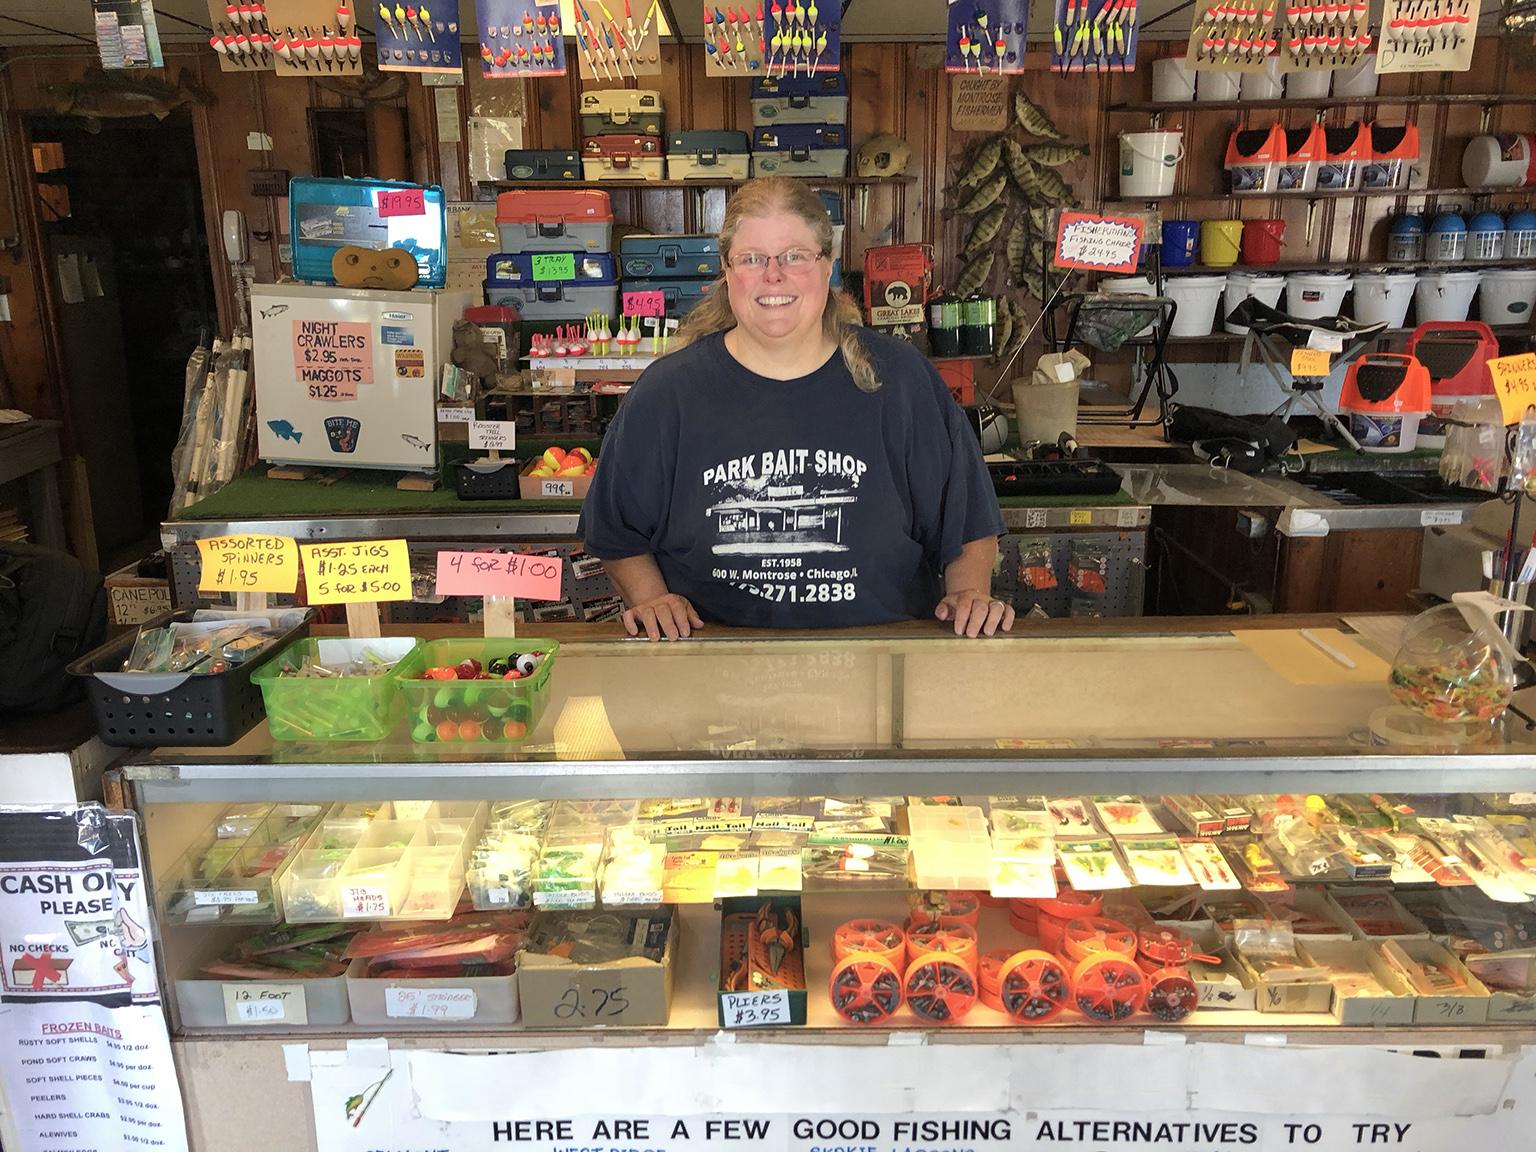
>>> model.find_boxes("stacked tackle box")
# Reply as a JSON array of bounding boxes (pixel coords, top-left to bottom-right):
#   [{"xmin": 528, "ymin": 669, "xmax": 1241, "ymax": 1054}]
[
  {"xmin": 619, "ymin": 234, "xmax": 722, "ymax": 318},
  {"xmin": 580, "ymin": 89, "xmax": 667, "ymax": 182},
  {"xmin": 490, "ymin": 189, "xmax": 618, "ymax": 325},
  {"xmin": 666, "ymin": 130, "xmax": 752, "ymax": 181},
  {"xmin": 750, "ymin": 72, "xmax": 849, "ymax": 177}
]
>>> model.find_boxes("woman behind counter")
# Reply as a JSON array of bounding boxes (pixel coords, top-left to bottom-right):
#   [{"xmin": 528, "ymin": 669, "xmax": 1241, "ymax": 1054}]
[{"xmin": 578, "ymin": 176, "xmax": 1014, "ymax": 641}]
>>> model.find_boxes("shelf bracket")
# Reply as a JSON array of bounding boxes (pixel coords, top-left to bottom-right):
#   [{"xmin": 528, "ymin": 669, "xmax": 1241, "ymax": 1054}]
[
  {"xmin": 1305, "ymin": 199, "xmax": 1319, "ymax": 244},
  {"xmin": 1480, "ymin": 102, "xmax": 1495, "ymax": 135},
  {"xmin": 857, "ymin": 184, "xmax": 870, "ymax": 231}
]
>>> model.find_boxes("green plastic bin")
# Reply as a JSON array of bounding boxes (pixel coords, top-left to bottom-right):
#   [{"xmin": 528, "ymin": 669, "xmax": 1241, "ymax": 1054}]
[
  {"xmin": 393, "ymin": 638, "xmax": 560, "ymax": 744},
  {"xmin": 252, "ymin": 637, "xmax": 421, "ymax": 741}
]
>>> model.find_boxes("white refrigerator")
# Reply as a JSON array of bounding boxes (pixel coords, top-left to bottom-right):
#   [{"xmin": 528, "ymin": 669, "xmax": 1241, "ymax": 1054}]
[{"xmin": 252, "ymin": 282, "xmax": 473, "ymax": 471}]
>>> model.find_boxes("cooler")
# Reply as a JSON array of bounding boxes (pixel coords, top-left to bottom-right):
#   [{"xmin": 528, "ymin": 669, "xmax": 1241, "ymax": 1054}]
[
  {"xmin": 752, "ymin": 124, "xmax": 849, "ymax": 177},
  {"xmin": 495, "ymin": 189, "xmax": 614, "ymax": 254},
  {"xmin": 751, "ymin": 71, "xmax": 849, "ymax": 124},
  {"xmin": 619, "ymin": 234, "xmax": 721, "ymax": 279},
  {"xmin": 503, "ymin": 150, "xmax": 582, "ymax": 182},
  {"xmin": 289, "ymin": 176, "xmax": 448, "ymax": 288},
  {"xmin": 581, "ymin": 135, "xmax": 667, "ymax": 182},
  {"xmin": 578, "ymin": 89, "xmax": 665, "ymax": 137},
  {"xmin": 666, "ymin": 130, "xmax": 752, "ymax": 180},
  {"xmin": 1406, "ymin": 322, "xmax": 1499, "ymax": 447},
  {"xmin": 485, "ymin": 252, "xmax": 619, "ymax": 320},
  {"xmin": 621, "ymin": 277, "xmax": 714, "ymax": 315}
]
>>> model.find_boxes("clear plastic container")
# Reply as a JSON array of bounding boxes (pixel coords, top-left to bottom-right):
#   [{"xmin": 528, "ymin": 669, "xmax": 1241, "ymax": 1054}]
[
  {"xmin": 158, "ymin": 804, "xmax": 325, "ymax": 926},
  {"xmin": 393, "ymin": 639, "xmax": 560, "ymax": 744},
  {"xmin": 252, "ymin": 637, "xmax": 420, "ymax": 742},
  {"xmin": 1389, "ymin": 602, "xmax": 1517, "ymax": 726}
]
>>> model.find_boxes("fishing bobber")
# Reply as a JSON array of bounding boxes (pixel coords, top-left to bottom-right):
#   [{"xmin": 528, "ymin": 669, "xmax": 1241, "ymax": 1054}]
[
  {"xmin": 225, "ymin": 3, "xmax": 241, "ymax": 26},
  {"xmin": 273, "ymin": 36, "xmax": 293, "ymax": 65},
  {"xmin": 319, "ymin": 34, "xmax": 337, "ymax": 69},
  {"xmin": 479, "ymin": 42, "xmax": 494, "ymax": 68},
  {"xmin": 419, "ymin": 4, "xmax": 437, "ymax": 40},
  {"xmin": 335, "ymin": 3, "xmax": 353, "ymax": 32},
  {"xmin": 345, "ymin": 34, "xmax": 361, "ymax": 62},
  {"xmin": 210, "ymin": 34, "xmax": 230, "ymax": 61},
  {"xmin": 377, "ymin": 2, "xmax": 396, "ymax": 34}
]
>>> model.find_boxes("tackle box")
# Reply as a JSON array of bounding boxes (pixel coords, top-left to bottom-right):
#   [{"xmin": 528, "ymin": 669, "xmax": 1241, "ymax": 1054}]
[
  {"xmin": 578, "ymin": 89, "xmax": 665, "ymax": 138},
  {"xmin": 620, "ymin": 277, "xmax": 713, "ymax": 315},
  {"xmin": 581, "ymin": 135, "xmax": 667, "ymax": 182},
  {"xmin": 288, "ymin": 176, "xmax": 448, "ymax": 287},
  {"xmin": 495, "ymin": 189, "xmax": 614, "ymax": 254},
  {"xmin": 666, "ymin": 130, "xmax": 752, "ymax": 181},
  {"xmin": 503, "ymin": 149, "xmax": 582, "ymax": 182},
  {"xmin": 619, "ymin": 234, "xmax": 721, "ymax": 279},
  {"xmin": 750, "ymin": 71, "xmax": 849, "ymax": 124},
  {"xmin": 751, "ymin": 125, "xmax": 849, "ymax": 178},
  {"xmin": 485, "ymin": 252, "xmax": 619, "ymax": 320}
]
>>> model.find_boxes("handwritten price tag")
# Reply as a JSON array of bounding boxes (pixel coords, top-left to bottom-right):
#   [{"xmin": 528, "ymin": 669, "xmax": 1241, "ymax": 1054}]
[
  {"xmin": 1054, "ymin": 211, "xmax": 1145, "ymax": 274},
  {"xmin": 541, "ymin": 479, "xmax": 575, "ymax": 498},
  {"xmin": 623, "ymin": 289, "xmax": 666, "ymax": 318},
  {"xmin": 531, "ymin": 252, "xmax": 576, "ymax": 282},
  {"xmin": 300, "ymin": 539, "xmax": 412, "ymax": 605},
  {"xmin": 385, "ymin": 987, "xmax": 477, "ymax": 1020},
  {"xmin": 223, "ymin": 984, "xmax": 307, "ymax": 1026},
  {"xmin": 341, "ymin": 884, "xmax": 391, "ymax": 918},
  {"xmin": 721, "ymin": 988, "xmax": 791, "ymax": 1028},
  {"xmin": 1290, "ymin": 347, "xmax": 1333, "ymax": 377},
  {"xmin": 376, "ymin": 188, "xmax": 426, "ymax": 217},
  {"xmin": 469, "ymin": 421, "xmax": 516, "ymax": 451},
  {"xmin": 197, "ymin": 534, "xmax": 299, "ymax": 594},
  {"xmin": 1488, "ymin": 352, "xmax": 1536, "ymax": 425},
  {"xmin": 435, "ymin": 551, "xmax": 564, "ymax": 601}
]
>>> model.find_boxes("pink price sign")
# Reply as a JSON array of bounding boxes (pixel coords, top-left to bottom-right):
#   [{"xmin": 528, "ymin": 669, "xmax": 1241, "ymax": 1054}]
[
  {"xmin": 377, "ymin": 188, "xmax": 426, "ymax": 218},
  {"xmin": 435, "ymin": 550, "xmax": 564, "ymax": 601},
  {"xmin": 623, "ymin": 290, "xmax": 667, "ymax": 318}
]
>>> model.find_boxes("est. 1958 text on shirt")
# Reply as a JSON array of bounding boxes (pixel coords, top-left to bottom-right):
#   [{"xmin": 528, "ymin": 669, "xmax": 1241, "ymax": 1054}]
[{"xmin": 578, "ymin": 328, "xmax": 1004, "ymax": 628}]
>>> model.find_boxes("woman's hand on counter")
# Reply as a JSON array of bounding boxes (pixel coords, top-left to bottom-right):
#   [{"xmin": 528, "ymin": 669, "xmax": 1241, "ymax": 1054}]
[
  {"xmin": 935, "ymin": 589, "xmax": 1016, "ymax": 638},
  {"xmin": 623, "ymin": 593, "xmax": 705, "ymax": 642}
]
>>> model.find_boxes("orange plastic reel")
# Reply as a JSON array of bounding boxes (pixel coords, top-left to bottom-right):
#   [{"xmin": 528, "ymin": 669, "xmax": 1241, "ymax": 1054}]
[
  {"xmin": 906, "ymin": 922, "xmax": 979, "ymax": 973},
  {"xmin": 903, "ymin": 954, "xmax": 978, "ymax": 1024},
  {"xmin": 832, "ymin": 919, "xmax": 906, "ymax": 968},
  {"xmin": 1061, "ymin": 916, "xmax": 1138, "ymax": 964},
  {"xmin": 1143, "ymin": 966, "xmax": 1199, "ymax": 1023},
  {"xmin": 1072, "ymin": 954, "xmax": 1148, "ymax": 1022},
  {"xmin": 998, "ymin": 949, "xmax": 1074, "ymax": 1024},
  {"xmin": 830, "ymin": 952, "xmax": 903, "ymax": 1026}
]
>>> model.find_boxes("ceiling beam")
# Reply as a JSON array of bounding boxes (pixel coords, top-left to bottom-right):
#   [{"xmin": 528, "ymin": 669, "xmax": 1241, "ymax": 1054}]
[{"xmin": 0, "ymin": 13, "xmax": 94, "ymax": 44}]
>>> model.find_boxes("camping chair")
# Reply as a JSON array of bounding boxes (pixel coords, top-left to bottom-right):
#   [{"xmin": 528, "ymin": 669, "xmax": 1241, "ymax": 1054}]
[{"xmin": 1043, "ymin": 290, "xmax": 1180, "ymax": 429}]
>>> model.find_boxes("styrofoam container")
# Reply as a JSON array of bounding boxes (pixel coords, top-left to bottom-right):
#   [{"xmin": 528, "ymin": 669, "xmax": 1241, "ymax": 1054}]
[
  {"xmin": 1351, "ymin": 272, "xmax": 1417, "ymax": 328},
  {"xmin": 1285, "ymin": 272, "xmax": 1352, "ymax": 320},
  {"xmin": 1196, "ymin": 69, "xmax": 1240, "ymax": 102},
  {"xmin": 1415, "ymin": 269, "xmax": 1482, "ymax": 322},
  {"xmin": 346, "ymin": 958, "xmax": 520, "ymax": 1027},
  {"xmin": 1153, "ymin": 57, "xmax": 1196, "ymax": 102},
  {"xmin": 1098, "ymin": 275, "xmax": 1161, "ymax": 336},
  {"xmin": 1164, "ymin": 273, "xmax": 1228, "ymax": 337},
  {"xmin": 1241, "ymin": 58, "xmax": 1284, "ymax": 99},
  {"xmin": 1479, "ymin": 268, "xmax": 1536, "ymax": 323},
  {"xmin": 1286, "ymin": 69, "xmax": 1331, "ymax": 100},
  {"xmin": 1223, "ymin": 272, "xmax": 1285, "ymax": 334},
  {"xmin": 1332, "ymin": 55, "xmax": 1380, "ymax": 98}
]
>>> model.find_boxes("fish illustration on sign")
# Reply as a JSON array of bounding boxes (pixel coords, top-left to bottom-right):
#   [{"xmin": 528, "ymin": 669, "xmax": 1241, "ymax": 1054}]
[
  {"xmin": 267, "ymin": 419, "xmax": 303, "ymax": 443},
  {"xmin": 258, "ymin": 303, "xmax": 289, "ymax": 319},
  {"xmin": 401, "ymin": 433, "xmax": 430, "ymax": 451}
]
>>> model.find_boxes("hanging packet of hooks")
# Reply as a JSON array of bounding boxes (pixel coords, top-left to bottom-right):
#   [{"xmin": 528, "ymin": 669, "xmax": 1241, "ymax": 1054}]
[
  {"xmin": 1184, "ymin": 0, "xmax": 1279, "ymax": 71},
  {"xmin": 947, "ymin": 0, "xmax": 1031, "ymax": 74},
  {"xmin": 376, "ymin": 1, "xmax": 463, "ymax": 73},
  {"xmin": 475, "ymin": 0, "xmax": 568, "ymax": 77},
  {"xmin": 1275, "ymin": 0, "xmax": 1370, "ymax": 72},
  {"xmin": 1051, "ymin": 0, "xmax": 1140, "ymax": 72},
  {"xmin": 1376, "ymin": 0, "xmax": 1479, "ymax": 73}
]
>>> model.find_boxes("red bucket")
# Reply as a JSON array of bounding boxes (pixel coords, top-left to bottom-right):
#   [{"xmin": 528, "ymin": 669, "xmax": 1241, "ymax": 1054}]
[{"xmin": 1241, "ymin": 218, "xmax": 1286, "ymax": 265}]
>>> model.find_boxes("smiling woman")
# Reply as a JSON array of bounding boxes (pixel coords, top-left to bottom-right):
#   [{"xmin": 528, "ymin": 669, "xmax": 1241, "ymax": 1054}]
[{"xmin": 577, "ymin": 175, "xmax": 1013, "ymax": 642}]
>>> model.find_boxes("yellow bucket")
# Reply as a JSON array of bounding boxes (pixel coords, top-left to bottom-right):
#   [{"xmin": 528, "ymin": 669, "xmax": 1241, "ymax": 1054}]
[{"xmin": 1200, "ymin": 220, "xmax": 1244, "ymax": 268}]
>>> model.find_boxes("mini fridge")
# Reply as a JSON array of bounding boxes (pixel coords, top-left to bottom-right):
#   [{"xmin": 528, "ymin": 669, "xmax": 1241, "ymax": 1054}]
[{"xmin": 252, "ymin": 283, "xmax": 473, "ymax": 471}]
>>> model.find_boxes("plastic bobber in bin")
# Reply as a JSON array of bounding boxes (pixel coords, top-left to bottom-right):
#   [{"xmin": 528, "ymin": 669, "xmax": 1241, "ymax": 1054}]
[
  {"xmin": 1415, "ymin": 269, "xmax": 1482, "ymax": 323},
  {"xmin": 1284, "ymin": 272, "xmax": 1352, "ymax": 320},
  {"xmin": 1119, "ymin": 131, "xmax": 1183, "ymax": 198},
  {"xmin": 1316, "ymin": 123, "xmax": 1367, "ymax": 191},
  {"xmin": 1151, "ymin": 57, "xmax": 1195, "ymax": 103},
  {"xmin": 1163, "ymin": 274, "xmax": 1228, "ymax": 337},
  {"xmin": 1362, "ymin": 123, "xmax": 1418, "ymax": 192},
  {"xmin": 1277, "ymin": 125, "xmax": 1324, "ymax": 193},
  {"xmin": 1339, "ymin": 353, "xmax": 1432, "ymax": 453},
  {"xmin": 1222, "ymin": 273, "xmax": 1285, "ymax": 335},
  {"xmin": 1351, "ymin": 272, "xmax": 1418, "ymax": 329},
  {"xmin": 1468, "ymin": 212, "xmax": 1507, "ymax": 262},
  {"xmin": 1479, "ymin": 268, "xmax": 1536, "ymax": 324}
]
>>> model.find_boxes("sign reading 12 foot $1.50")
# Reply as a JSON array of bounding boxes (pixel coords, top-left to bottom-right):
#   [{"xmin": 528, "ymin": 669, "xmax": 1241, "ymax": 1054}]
[{"xmin": 1054, "ymin": 211, "xmax": 1146, "ymax": 274}]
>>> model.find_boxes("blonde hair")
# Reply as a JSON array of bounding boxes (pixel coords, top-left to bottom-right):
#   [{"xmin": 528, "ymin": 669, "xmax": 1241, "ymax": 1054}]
[{"xmin": 673, "ymin": 175, "xmax": 881, "ymax": 392}]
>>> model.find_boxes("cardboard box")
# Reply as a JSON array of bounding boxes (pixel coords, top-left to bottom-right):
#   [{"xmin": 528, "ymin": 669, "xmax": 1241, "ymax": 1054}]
[
  {"xmin": 1379, "ymin": 939, "xmax": 1491, "ymax": 1026},
  {"xmin": 517, "ymin": 908, "xmax": 676, "ymax": 1028},
  {"xmin": 1300, "ymin": 940, "xmax": 1416, "ymax": 1026},
  {"xmin": 1235, "ymin": 950, "xmax": 1333, "ymax": 1014},
  {"xmin": 519, "ymin": 458, "xmax": 595, "ymax": 501},
  {"xmin": 1277, "ymin": 887, "xmax": 1355, "ymax": 941},
  {"xmin": 345, "ymin": 957, "xmax": 520, "ymax": 1027},
  {"xmin": 105, "ymin": 561, "xmax": 172, "ymax": 625},
  {"xmin": 1326, "ymin": 888, "xmax": 1431, "ymax": 942},
  {"xmin": 1487, "ymin": 989, "xmax": 1536, "ymax": 1023},
  {"xmin": 716, "ymin": 895, "xmax": 807, "ymax": 1028}
]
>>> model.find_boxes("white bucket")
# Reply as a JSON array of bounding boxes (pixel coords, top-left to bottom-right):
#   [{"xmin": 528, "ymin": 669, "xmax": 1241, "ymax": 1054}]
[
  {"xmin": 1345, "ymin": 409, "xmax": 1422, "ymax": 453},
  {"xmin": 1163, "ymin": 274, "xmax": 1229, "ymax": 337},
  {"xmin": 1119, "ymin": 131, "xmax": 1184, "ymax": 198},
  {"xmin": 1479, "ymin": 268, "xmax": 1536, "ymax": 323},
  {"xmin": 1196, "ymin": 70, "xmax": 1240, "ymax": 101},
  {"xmin": 1099, "ymin": 275, "xmax": 1160, "ymax": 337},
  {"xmin": 1415, "ymin": 270, "xmax": 1482, "ymax": 322},
  {"xmin": 1152, "ymin": 57, "xmax": 1196, "ymax": 103},
  {"xmin": 1332, "ymin": 55, "xmax": 1379, "ymax": 98},
  {"xmin": 1286, "ymin": 69, "xmax": 1332, "ymax": 100},
  {"xmin": 1351, "ymin": 272, "xmax": 1417, "ymax": 328},
  {"xmin": 1285, "ymin": 272, "xmax": 1353, "ymax": 320},
  {"xmin": 1241, "ymin": 58, "xmax": 1284, "ymax": 100},
  {"xmin": 1223, "ymin": 272, "xmax": 1285, "ymax": 334}
]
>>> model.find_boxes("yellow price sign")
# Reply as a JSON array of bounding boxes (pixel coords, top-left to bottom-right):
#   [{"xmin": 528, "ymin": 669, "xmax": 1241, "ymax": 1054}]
[
  {"xmin": 196, "ymin": 534, "xmax": 299, "ymax": 594},
  {"xmin": 299, "ymin": 540, "xmax": 413, "ymax": 605},
  {"xmin": 1069, "ymin": 509, "xmax": 1092, "ymax": 526},
  {"xmin": 1289, "ymin": 347, "xmax": 1333, "ymax": 378},
  {"xmin": 1488, "ymin": 352, "xmax": 1536, "ymax": 426}
]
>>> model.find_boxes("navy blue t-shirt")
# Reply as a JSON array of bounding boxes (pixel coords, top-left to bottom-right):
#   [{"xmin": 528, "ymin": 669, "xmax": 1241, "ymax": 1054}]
[{"xmin": 578, "ymin": 328, "xmax": 1004, "ymax": 627}]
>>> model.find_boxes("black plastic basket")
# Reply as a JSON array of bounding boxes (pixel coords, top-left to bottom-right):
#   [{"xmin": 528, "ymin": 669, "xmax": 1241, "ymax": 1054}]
[
  {"xmin": 456, "ymin": 460, "xmax": 522, "ymax": 500},
  {"xmin": 68, "ymin": 610, "xmax": 310, "ymax": 748},
  {"xmin": 988, "ymin": 459, "xmax": 1123, "ymax": 498}
]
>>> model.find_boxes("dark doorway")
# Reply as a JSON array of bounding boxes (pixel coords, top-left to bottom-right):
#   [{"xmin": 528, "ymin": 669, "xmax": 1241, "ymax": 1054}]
[{"xmin": 29, "ymin": 109, "xmax": 216, "ymax": 563}]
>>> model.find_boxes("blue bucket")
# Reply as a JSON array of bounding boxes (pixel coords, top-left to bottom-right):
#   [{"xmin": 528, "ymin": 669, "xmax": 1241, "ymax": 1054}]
[{"xmin": 1162, "ymin": 219, "xmax": 1200, "ymax": 267}]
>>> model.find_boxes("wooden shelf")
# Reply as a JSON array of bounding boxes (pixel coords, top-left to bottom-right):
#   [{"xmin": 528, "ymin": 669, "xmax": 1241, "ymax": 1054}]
[
  {"xmin": 1139, "ymin": 322, "xmax": 1531, "ymax": 347},
  {"xmin": 478, "ymin": 176, "xmax": 915, "ymax": 191},
  {"xmin": 1111, "ymin": 186, "xmax": 1535, "ymax": 204},
  {"xmin": 1108, "ymin": 94, "xmax": 1536, "ymax": 113},
  {"xmin": 1160, "ymin": 259, "xmax": 1536, "ymax": 275}
]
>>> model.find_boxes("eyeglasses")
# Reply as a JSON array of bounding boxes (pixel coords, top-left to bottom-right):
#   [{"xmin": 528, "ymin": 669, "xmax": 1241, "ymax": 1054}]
[{"xmin": 727, "ymin": 248, "xmax": 825, "ymax": 273}]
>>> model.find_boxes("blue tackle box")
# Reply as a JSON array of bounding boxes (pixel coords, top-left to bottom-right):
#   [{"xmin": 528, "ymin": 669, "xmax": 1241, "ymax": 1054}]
[
  {"xmin": 666, "ymin": 131, "xmax": 751, "ymax": 180},
  {"xmin": 621, "ymin": 278, "xmax": 714, "ymax": 316},
  {"xmin": 750, "ymin": 71, "xmax": 849, "ymax": 125},
  {"xmin": 503, "ymin": 150, "xmax": 582, "ymax": 181},
  {"xmin": 289, "ymin": 177, "xmax": 447, "ymax": 287},
  {"xmin": 485, "ymin": 251, "xmax": 619, "ymax": 320},
  {"xmin": 619, "ymin": 234, "xmax": 721, "ymax": 280},
  {"xmin": 751, "ymin": 125, "xmax": 849, "ymax": 178}
]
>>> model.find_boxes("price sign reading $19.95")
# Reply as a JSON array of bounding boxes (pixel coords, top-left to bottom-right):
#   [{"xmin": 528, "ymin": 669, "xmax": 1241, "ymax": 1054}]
[{"xmin": 197, "ymin": 534, "xmax": 300, "ymax": 594}]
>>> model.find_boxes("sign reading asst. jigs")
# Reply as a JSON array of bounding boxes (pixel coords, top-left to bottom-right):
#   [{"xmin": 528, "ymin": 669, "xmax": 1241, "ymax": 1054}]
[{"xmin": 1054, "ymin": 211, "xmax": 1145, "ymax": 274}]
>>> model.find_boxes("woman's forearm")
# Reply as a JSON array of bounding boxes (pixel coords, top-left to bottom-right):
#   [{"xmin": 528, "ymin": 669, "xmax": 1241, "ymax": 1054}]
[
  {"xmin": 944, "ymin": 537, "xmax": 1000, "ymax": 595},
  {"xmin": 602, "ymin": 554, "xmax": 672, "ymax": 607}
]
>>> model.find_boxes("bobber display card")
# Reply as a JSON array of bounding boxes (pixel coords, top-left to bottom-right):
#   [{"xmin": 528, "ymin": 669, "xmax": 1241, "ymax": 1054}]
[
  {"xmin": 475, "ymin": 0, "xmax": 568, "ymax": 77},
  {"xmin": 946, "ymin": 0, "xmax": 1030, "ymax": 74}
]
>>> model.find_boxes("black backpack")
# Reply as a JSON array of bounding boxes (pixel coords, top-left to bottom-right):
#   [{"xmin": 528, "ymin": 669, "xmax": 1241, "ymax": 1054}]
[{"xmin": 0, "ymin": 543, "xmax": 108, "ymax": 715}]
